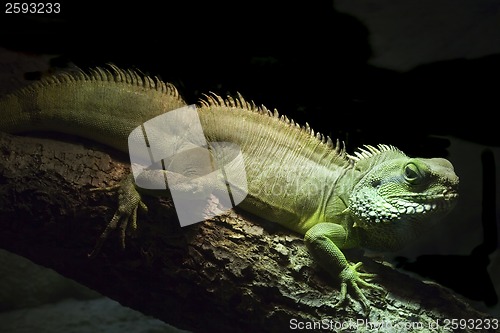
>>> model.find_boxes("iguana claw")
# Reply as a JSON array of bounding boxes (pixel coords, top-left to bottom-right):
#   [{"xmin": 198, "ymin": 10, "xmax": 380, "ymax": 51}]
[
  {"xmin": 88, "ymin": 175, "xmax": 147, "ymax": 257},
  {"xmin": 336, "ymin": 261, "xmax": 384, "ymax": 311}
]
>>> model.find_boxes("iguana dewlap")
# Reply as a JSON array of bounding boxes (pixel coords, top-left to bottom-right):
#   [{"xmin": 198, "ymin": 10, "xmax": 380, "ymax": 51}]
[{"xmin": 0, "ymin": 66, "xmax": 459, "ymax": 310}]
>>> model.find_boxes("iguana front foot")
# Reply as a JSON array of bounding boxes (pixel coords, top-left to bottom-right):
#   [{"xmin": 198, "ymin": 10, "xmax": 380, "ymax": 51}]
[
  {"xmin": 335, "ymin": 262, "xmax": 384, "ymax": 312},
  {"xmin": 304, "ymin": 222, "xmax": 385, "ymax": 312},
  {"xmin": 88, "ymin": 174, "xmax": 147, "ymax": 257}
]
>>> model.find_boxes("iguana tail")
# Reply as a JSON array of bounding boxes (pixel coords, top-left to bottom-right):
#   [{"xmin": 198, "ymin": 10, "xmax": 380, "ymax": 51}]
[{"xmin": 0, "ymin": 66, "xmax": 186, "ymax": 152}]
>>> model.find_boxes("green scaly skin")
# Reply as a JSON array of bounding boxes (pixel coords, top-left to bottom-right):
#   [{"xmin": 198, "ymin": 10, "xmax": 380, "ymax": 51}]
[{"xmin": 0, "ymin": 66, "xmax": 459, "ymax": 311}]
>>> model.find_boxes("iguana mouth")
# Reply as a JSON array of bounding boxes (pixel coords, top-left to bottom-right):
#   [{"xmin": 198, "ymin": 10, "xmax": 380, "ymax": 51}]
[
  {"xmin": 393, "ymin": 190, "xmax": 458, "ymax": 202},
  {"xmin": 386, "ymin": 190, "xmax": 458, "ymax": 216},
  {"xmin": 435, "ymin": 193, "xmax": 459, "ymax": 202}
]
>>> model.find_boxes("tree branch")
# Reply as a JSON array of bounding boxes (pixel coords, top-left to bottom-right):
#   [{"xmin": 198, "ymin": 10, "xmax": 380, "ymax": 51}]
[{"xmin": 0, "ymin": 131, "xmax": 496, "ymax": 333}]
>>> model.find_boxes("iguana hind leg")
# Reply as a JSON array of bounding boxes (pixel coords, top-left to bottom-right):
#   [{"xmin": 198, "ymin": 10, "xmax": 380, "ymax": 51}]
[
  {"xmin": 304, "ymin": 222, "xmax": 384, "ymax": 311},
  {"xmin": 88, "ymin": 161, "xmax": 226, "ymax": 257}
]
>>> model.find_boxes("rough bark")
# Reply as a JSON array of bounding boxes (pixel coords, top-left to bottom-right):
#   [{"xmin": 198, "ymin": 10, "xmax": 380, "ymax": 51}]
[{"xmin": 0, "ymin": 131, "xmax": 497, "ymax": 333}]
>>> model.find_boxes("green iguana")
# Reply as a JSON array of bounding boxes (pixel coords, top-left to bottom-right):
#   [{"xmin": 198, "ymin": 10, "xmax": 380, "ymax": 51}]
[{"xmin": 0, "ymin": 65, "xmax": 459, "ymax": 310}]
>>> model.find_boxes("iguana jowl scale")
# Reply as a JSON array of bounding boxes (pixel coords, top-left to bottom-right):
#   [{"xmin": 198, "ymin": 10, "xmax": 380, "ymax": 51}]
[{"xmin": 0, "ymin": 65, "xmax": 459, "ymax": 310}]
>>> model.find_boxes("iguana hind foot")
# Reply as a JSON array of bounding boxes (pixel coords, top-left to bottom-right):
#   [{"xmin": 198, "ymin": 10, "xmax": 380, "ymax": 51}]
[{"xmin": 88, "ymin": 175, "xmax": 147, "ymax": 257}]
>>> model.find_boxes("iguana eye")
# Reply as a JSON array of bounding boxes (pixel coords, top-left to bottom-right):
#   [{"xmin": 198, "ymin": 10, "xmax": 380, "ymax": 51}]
[{"xmin": 404, "ymin": 163, "xmax": 421, "ymax": 184}]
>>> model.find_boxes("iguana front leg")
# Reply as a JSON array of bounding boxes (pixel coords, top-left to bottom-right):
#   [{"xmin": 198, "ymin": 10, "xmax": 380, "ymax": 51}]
[{"xmin": 304, "ymin": 223, "xmax": 384, "ymax": 311}]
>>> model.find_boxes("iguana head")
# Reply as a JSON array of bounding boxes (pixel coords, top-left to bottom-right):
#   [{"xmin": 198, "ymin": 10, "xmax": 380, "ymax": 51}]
[{"xmin": 347, "ymin": 145, "xmax": 459, "ymax": 250}]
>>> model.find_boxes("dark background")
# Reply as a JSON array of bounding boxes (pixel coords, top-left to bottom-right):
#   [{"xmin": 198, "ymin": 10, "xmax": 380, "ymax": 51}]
[
  {"xmin": 1, "ymin": 0, "xmax": 498, "ymax": 151},
  {"xmin": 1, "ymin": 0, "xmax": 499, "ymax": 317}
]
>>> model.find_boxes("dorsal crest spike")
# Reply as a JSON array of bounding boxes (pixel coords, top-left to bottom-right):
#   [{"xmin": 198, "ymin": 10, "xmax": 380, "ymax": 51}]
[
  {"xmin": 226, "ymin": 95, "xmax": 236, "ymax": 107},
  {"xmin": 326, "ymin": 136, "xmax": 333, "ymax": 148},
  {"xmin": 235, "ymin": 92, "xmax": 245, "ymax": 108},
  {"xmin": 123, "ymin": 69, "xmax": 132, "ymax": 83}
]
